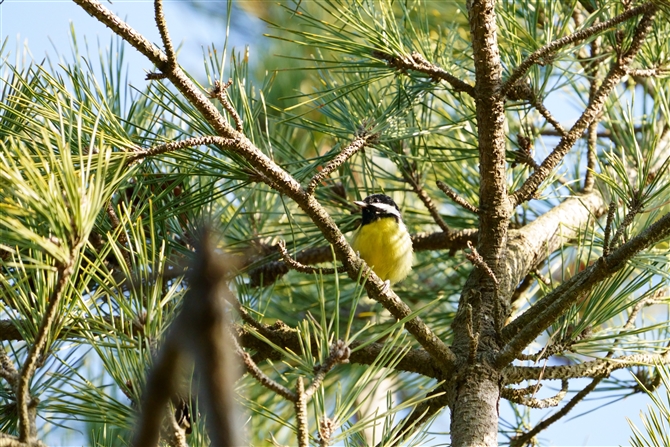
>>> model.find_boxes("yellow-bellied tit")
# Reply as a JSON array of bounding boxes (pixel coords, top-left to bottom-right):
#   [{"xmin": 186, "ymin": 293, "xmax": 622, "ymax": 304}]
[{"xmin": 351, "ymin": 194, "xmax": 413, "ymax": 285}]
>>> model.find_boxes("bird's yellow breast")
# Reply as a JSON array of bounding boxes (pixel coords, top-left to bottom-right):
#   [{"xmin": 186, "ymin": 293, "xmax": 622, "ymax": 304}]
[{"xmin": 351, "ymin": 217, "xmax": 413, "ymax": 284}]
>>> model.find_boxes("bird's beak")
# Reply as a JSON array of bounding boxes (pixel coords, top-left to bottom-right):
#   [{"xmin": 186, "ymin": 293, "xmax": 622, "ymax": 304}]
[{"xmin": 353, "ymin": 200, "xmax": 367, "ymax": 208}]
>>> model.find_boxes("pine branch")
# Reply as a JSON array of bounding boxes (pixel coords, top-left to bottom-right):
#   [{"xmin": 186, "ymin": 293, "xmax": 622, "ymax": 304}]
[
  {"xmin": 127, "ymin": 136, "xmax": 238, "ymax": 163},
  {"xmin": 234, "ymin": 330, "xmax": 297, "ymax": 401},
  {"xmin": 583, "ymin": 36, "xmax": 602, "ymax": 192},
  {"xmin": 277, "ymin": 240, "xmax": 346, "ymax": 275},
  {"xmin": 373, "ymin": 50, "xmax": 475, "ymax": 96},
  {"xmin": 509, "ymin": 378, "xmax": 601, "ymax": 447},
  {"xmin": 502, "ymin": 379, "xmax": 568, "ymax": 409},
  {"xmin": 17, "ymin": 255, "xmax": 77, "ymax": 442},
  {"xmin": 539, "ymin": 127, "xmax": 635, "ymax": 138},
  {"xmin": 75, "ymin": 0, "xmax": 460, "ymax": 373},
  {"xmin": 307, "ymin": 131, "xmax": 376, "ymax": 195},
  {"xmin": 530, "ymin": 93, "xmax": 567, "ymax": 138},
  {"xmin": 295, "ymin": 377, "xmax": 309, "ymax": 447},
  {"xmin": 584, "ymin": 118, "xmax": 599, "ymax": 191},
  {"xmin": 501, "ymin": 2, "xmax": 656, "ymax": 96},
  {"xmin": 465, "ymin": 241, "xmax": 498, "ymax": 285},
  {"xmin": 436, "ymin": 181, "xmax": 479, "ymax": 215},
  {"xmin": 498, "ymin": 208, "xmax": 670, "ymax": 367},
  {"xmin": 400, "ymin": 166, "xmax": 450, "ymax": 232},
  {"xmin": 305, "ymin": 340, "xmax": 351, "ymax": 398},
  {"xmin": 210, "ymin": 79, "xmax": 243, "ymax": 132},
  {"xmin": 511, "ymin": 8, "xmax": 658, "ymax": 206},
  {"xmin": 154, "ymin": 0, "xmax": 176, "ymax": 66},
  {"xmin": 627, "ymin": 67, "xmax": 669, "ymax": 77},
  {"xmin": 508, "ymin": 85, "xmax": 566, "ymax": 137},
  {"xmin": 503, "ymin": 350, "xmax": 670, "ymax": 385},
  {"xmin": 237, "ymin": 325, "xmax": 444, "ymax": 378},
  {"xmin": 72, "ymin": 0, "xmax": 235, "ymax": 138}
]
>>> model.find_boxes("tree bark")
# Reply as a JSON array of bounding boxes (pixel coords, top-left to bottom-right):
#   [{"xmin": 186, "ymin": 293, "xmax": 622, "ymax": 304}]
[{"xmin": 448, "ymin": 0, "xmax": 508, "ymax": 445}]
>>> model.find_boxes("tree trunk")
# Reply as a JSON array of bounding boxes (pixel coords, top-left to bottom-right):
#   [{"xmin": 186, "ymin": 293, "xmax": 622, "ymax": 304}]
[{"xmin": 448, "ymin": 0, "xmax": 508, "ymax": 445}]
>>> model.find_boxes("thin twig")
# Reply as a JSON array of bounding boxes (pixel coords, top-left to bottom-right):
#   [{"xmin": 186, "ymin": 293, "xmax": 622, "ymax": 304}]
[
  {"xmin": 509, "ymin": 269, "xmax": 549, "ymax": 308},
  {"xmin": 509, "ymin": 378, "xmax": 601, "ymax": 447},
  {"xmin": 501, "ymin": 382, "xmax": 538, "ymax": 401},
  {"xmin": 307, "ymin": 131, "xmax": 376, "ymax": 195},
  {"xmin": 583, "ymin": 37, "xmax": 601, "ymax": 192},
  {"xmin": 502, "ymin": 2, "xmax": 655, "ymax": 96},
  {"xmin": 211, "ymin": 79, "xmax": 243, "ymax": 132},
  {"xmin": 0, "ymin": 347, "xmax": 18, "ymax": 385},
  {"xmin": 106, "ymin": 202, "xmax": 128, "ymax": 246},
  {"xmin": 532, "ymin": 96, "xmax": 567, "ymax": 137},
  {"xmin": 403, "ymin": 170, "xmax": 450, "ymax": 233},
  {"xmin": 225, "ymin": 293, "xmax": 268, "ymax": 334},
  {"xmin": 17, "ymin": 257, "xmax": 76, "ymax": 442},
  {"xmin": 603, "ymin": 200, "xmax": 616, "ymax": 257},
  {"xmin": 277, "ymin": 240, "xmax": 345, "ymax": 275},
  {"xmin": 504, "ymin": 349, "xmax": 670, "ymax": 385},
  {"xmin": 609, "ymin": 196, "xmax": 643, "ymax": 252},
  {"xmin": 510, "ymin": 86, "xmax": 566, "ymax": 137},
  {"xmin": 373, "ymin": 50, "xmax": 475, "ymax": 96},
  {"xmin": 295, "ymin": 377, "xmax": 309, "ymax": 447},
  {"xmin": 511, "ymin": 134, "xmax": 572, "ymax": 188},
  {"xmin": 105, "ymin": 202, "xmax": 132, "ymax": 268},
  {"xmin": 539, "ymin": 127, "xmax": 634, "ymax": 138},
  {"xmin": 465, "ymin": 241, "xmax": 499, "ymax": 285},
  {"xmin": 516, "ymin": 339, "xmax": 573, "ymax": 363},
  {"xmin": 464, "ymin": 304, "xmax": 479, "ymax": 364},
  {"xmin": 436, "ymin": 181, "xmax": 479, "ymax": 214},
  {"xmin": 305, "ymin": 340, "xmax": 350, "ymax": 398},
  {"xmin": 628, "ymin": 67, "xmax": 668, "ymax": 77},
  {"xmin": 503, "ymin": 379, "xmax": 568, "ymax": 409},
  {"xmin": 584, "ymin": 118, "xmax": 599, "ymax": 191},
  {"xmin": 154, "ymin": 0, "xmax": 176, "ymax": 65},
  {"xmin": 234, "ymin": 336, "xmax": 297, "ymax": 401},
  {"xmin": 127, "ymin": 136, "xmax": 238, "ymax": 163}
]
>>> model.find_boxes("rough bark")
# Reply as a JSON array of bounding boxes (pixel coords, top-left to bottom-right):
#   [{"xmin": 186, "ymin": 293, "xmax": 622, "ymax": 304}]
[{"xmin": 448, "ymin": 0, "xmax": 508, "ymax": 445}]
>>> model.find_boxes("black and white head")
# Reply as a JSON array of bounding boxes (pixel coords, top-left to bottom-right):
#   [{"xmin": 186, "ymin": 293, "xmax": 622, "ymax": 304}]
[{"xmin": 354, "ymin": 194, "xmax": 403, "ymax": 225}]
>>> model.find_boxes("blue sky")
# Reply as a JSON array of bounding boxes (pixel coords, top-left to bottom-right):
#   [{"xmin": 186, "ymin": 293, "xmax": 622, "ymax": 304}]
[{"xmin": 0, "ymin": 1, "xmax": 660, "ymax": 445}]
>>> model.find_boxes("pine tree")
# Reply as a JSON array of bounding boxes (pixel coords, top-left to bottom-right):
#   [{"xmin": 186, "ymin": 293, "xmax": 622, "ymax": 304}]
[{"xmin": 1, "ymin": 0, "xmax": 670, "ymax": 446}]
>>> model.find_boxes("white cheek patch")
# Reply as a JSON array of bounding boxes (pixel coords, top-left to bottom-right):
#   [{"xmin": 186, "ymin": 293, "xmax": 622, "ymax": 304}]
[{"xmin": 371, "ymin": 202, "xmax": 401, "ymax": 219}]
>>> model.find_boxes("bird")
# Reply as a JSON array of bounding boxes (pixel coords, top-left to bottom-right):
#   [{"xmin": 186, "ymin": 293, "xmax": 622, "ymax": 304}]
[{"xmin": 351, "ymin": 194, "xmax": 413, "ymax": 286}]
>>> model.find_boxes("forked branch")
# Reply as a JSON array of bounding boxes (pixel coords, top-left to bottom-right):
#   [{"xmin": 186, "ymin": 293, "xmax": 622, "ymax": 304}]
[
  {"xmin": 502, "ymin": 2, "xmax": 655, "ymax": 96},
  {"xmin": 373, "ymin": 50, "xmax": 475, "ymax": 96},
  {"xmin": 75, "ymin": 0, "xmax": 457, "ymax": 403},
  {"xmin": 498, "ymin": 207, "xmax": 670, "ymax": 367},
  {"xmin": 307, "ymin": 131, "xmax": 377, "ymax": 195},
  {"xmin": 511, "ymin": 8, "xmax": 658, "ymax": 206}
]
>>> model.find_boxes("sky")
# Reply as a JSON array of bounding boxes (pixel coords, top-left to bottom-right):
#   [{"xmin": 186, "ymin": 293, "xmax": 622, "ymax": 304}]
[{"xmin": 0, "ymin": 1, "xmax": 662, "ymax": 446}]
